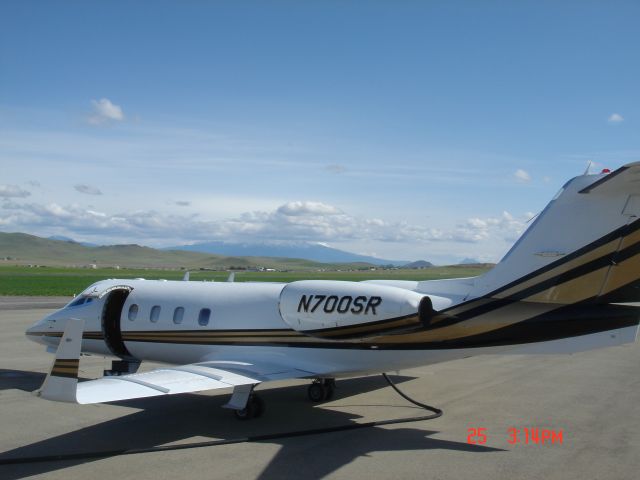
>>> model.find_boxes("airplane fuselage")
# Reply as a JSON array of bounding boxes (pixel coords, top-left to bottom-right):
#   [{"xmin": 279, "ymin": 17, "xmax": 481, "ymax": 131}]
[
  {"xmin": 25, "ymin": 278, "xmax": 507, "ymax": 377},
  {"xmin": 26, "ymin": 274, "xmax": 640, "ymax": 382}
]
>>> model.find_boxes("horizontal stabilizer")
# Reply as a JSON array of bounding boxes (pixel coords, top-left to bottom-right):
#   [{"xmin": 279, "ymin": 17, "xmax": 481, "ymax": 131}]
[{"xmin": 504, "ymin": 324, "xmax": 639, "ymax": 355}]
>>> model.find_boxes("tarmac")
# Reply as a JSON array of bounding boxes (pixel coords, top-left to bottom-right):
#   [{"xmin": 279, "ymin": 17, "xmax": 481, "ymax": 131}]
[{"xmin": 1, "ymin": 296, "xmax": 639, "ymax": 480}]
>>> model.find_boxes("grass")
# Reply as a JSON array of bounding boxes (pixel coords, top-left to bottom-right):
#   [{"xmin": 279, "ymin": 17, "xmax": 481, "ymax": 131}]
[{"xmin": 0, "ymin": 264, "xmax": 492, "ymax": 296}]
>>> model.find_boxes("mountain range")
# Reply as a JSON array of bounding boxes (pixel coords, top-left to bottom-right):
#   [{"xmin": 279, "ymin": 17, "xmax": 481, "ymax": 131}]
[
  {"xmin": 165, "ymin": 241, "xmax": 408, "ymax": 266},
  {"xmin": 0, "ymin": 233, "xmax": 379, "ymax": 270}
]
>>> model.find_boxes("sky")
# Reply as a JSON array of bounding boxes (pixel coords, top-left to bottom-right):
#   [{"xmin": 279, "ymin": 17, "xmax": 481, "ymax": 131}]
[{"xmin": 1, "ymin": 1, "xmax": 639, "ymax": 264}]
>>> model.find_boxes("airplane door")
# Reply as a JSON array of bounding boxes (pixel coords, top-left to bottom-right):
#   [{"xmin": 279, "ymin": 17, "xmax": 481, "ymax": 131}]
[{"xmin": 101, "ymin": 288, "xmax": 135, "ymax": 360}]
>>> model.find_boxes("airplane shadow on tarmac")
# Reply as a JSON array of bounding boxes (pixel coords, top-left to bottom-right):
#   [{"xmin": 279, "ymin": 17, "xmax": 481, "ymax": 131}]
[
  {"xmin": 0, "ymin": 370, "xmax": 46, "ymax": 392},
  {"xmin": 0, "ymin": 375, "xmax": 503, "ymax": 480}
]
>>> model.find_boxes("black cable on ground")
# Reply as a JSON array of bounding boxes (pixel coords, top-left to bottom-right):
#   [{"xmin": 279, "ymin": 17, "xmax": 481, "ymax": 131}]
[
  {"xmin": 382, "ymin": 373, "xmax": 443, "ymax": 419},
  {"xmin": 0, "ymin": 374, "xmax": 442, "ymax": 466}
]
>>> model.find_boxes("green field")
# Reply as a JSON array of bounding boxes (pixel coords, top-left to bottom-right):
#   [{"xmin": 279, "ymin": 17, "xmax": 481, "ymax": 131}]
[{"xmin": 0, "ymin": 265, "xmax": 492, "ymax": 296}]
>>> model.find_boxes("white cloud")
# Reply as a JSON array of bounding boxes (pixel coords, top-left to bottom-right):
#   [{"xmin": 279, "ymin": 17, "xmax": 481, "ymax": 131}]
[
  {"xmin": 514, "ymin": 169, "xmax": 531, "ymax": 183},
  {"xmin": 0, "ymin": 185, "xmax": 31, "ymax": 198},
  {"xmin": 88, "ymin": 98, "xmax": 125, "ymax": 125},
  {"xmin": 325, "ymin": 164, "xmax": 347, "ymax": 174},
  {"xmin": 455, "ymin": 211, "xmax": 528, "ymax": 243},
  {"xmin": 608, "ymin": 113, "xmax": 624, "ymax": 124},
  {"xmin": 74, "ymin": 184, "xmax": 103, "ymax": 195},
  {"xmin": 276, "ymin": 201, "xmax": 342, "ymax": 216},
  {"xmin": 0, "ymin": 198, "xmax": 531, "ymax": 252}
]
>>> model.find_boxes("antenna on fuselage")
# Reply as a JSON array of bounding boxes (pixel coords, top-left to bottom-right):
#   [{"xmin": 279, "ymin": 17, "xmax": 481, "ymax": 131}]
[
  {"xmin": 584, "ymin": 160, "xmax": 593, "ymax": 175},
  {"xmin": 227, "ymin": 272, "xmax": 235, "ymax": 283},
  {"xmin": 183, "ymin": 271, "xmax": 190, "ymax": 281}
]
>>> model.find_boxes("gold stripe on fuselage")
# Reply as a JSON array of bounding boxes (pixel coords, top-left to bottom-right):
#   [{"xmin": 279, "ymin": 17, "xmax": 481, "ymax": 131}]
[
  {"xmin": 309, "ymin": 315, "xmax": 421, "ymax": 338},
  {"xmin": 599, "ymin": 251, "xmax": 640, "ymax": 296},
  {"xmin": 492, "ymin": 238, "xmax": 620, "ymax": 301}
]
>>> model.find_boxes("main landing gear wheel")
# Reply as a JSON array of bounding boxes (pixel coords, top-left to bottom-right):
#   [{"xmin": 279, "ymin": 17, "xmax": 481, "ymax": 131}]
[
  {"xmin": 234, "ymin": 394, "xmax": 264, "ymax": 420},
  {"xmin": 307, "ymin": 379, "xmax": 336, "ymax": 402}
]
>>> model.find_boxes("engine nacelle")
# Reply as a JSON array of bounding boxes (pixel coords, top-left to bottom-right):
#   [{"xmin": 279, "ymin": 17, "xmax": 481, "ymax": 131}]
[{"xmin": 279, "ymin": 280, "xmax": 447, "ymax": 340}]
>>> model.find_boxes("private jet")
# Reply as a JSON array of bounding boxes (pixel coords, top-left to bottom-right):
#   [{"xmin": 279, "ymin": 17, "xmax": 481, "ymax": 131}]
[{"xmin": 26, "ymin": 163, "xmax": 640, "ymax": 418}]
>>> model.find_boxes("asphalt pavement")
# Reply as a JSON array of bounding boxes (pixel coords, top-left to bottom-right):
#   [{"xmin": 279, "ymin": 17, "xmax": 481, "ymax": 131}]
[{"xmin": 1, "ymin": 298, "xmax": 639, "ymax": 480}]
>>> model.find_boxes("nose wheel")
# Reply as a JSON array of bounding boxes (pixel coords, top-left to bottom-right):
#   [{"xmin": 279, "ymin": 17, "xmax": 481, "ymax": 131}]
[{"xmin": 307, "ymin": 378, "xmax": 335, "ymax": 402}]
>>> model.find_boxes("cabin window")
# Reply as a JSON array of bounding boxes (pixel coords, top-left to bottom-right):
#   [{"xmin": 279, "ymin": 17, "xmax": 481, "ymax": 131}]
[
  {"xmin": 198, "ymin": 308, "xmax": 211, "ymax": 326},
  {"xmin": 173, "ymin": 307, "xmax": 185, "ymax": 324},
  {"xmin": 128, "ymin": 304, "xmax": 139, "ymax": 321},
  {"xmin": 150, "ymin": 305, "xmax": 161, "ymax": 323}
]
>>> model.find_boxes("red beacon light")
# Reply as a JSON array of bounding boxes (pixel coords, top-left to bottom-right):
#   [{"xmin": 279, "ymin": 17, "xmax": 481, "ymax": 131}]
[{"xmin": 601, "ymin": 168, "xmax": 611, "ymax": 174}]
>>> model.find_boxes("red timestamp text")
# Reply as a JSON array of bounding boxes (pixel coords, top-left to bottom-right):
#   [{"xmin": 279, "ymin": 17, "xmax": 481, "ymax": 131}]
[{"xmin": 467, "ymin": 427, "xmax": 564, "ymax": 446}]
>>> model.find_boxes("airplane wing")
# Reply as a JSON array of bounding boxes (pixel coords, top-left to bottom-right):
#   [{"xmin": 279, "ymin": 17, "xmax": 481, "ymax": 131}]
[
  {"xmin": 75, "ymin": 361, "xmax": 314, "ymax": 405},
  {"xmin": 38, "ymin": 319, "xmax": 316, "ymax": 404}
]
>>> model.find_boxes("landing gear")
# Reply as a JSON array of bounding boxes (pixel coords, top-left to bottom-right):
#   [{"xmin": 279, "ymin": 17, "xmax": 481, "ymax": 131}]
[
  {"xmin": 224, "ymin": 384, "xmax": 265, "ymax": 420},
  {"xmin": 233, "ymin": 394, "xmax": 264, "ymax": 420},
  {"xmin": 103, "ymin": 359, "xmax": 140, "ymax": 376},
  {"xmin": 307, "ymin": 378, "xmax": 336, "ymax": 402}
]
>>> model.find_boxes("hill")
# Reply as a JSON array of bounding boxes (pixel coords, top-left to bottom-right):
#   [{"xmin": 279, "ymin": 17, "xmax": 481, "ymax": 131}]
[
  {"xmin": 459, "ymin": 257, "xmax": 482, "ymax": 265},
  {"xmin": 166, "ymin": 240, "xmax": 407, "ymax": 266},
  {"xmin": 0, "ymin": 232, "xmax": 376, "ymax": 271},
  {"xmin": 402, "ymin": 260, "xmax": 434, "ymax": 269}
]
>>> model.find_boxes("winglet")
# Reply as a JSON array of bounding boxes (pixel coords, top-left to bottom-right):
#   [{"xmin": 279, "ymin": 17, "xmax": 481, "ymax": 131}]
[{"xmin": 37, "ymin": 318, "xmax": 84, "ymax": 403}]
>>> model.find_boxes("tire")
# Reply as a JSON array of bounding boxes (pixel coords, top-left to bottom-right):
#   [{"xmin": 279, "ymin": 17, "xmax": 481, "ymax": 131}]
[
  {"xmin": 234, "ymin": 394, "xmax": 264, "ymax": 420},
  {"xmin": 234, "ymin": 406, "xmax": 251, "ymax": 420},
  {"xmin": 308, "ymin": 382, "xmax": 325, "ymax": 402},
  {"xmin": 251, "ymin": 394, "xmax": 265, "ymax": 418},
  {"xmin": 324, "ymin": 385, "xmax": 334, "ymax": 401}
]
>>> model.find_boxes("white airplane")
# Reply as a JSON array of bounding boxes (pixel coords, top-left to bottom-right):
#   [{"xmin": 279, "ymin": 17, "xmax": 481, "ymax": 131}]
[{"xmin": 26, "ymin": 163, "xmax": 640, "ymax": 418}]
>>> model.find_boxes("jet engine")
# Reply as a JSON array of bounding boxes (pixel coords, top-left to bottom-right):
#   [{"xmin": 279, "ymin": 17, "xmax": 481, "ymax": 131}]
[{"xmin": 279, "ymin": 280, "xmax": 450, "ymax": 340}]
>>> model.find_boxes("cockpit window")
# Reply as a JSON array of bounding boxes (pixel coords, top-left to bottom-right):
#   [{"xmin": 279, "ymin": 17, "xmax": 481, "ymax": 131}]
[
  {"xmin": 66, "ymin": 295, "xmax": 97, "ymax": 308},
  {"xmin": 67, "ymin": 296, "xmax": 94, "ymax": 308},
  {"xmin": 68, "ymin": 297, "xmax": 86, "ymax": 307}
]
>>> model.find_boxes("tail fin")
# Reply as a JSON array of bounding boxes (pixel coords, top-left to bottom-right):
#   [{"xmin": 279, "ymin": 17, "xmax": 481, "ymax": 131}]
[{"xmin": 471, "ymin": 162, "xmax": 640, "ymax": 304}]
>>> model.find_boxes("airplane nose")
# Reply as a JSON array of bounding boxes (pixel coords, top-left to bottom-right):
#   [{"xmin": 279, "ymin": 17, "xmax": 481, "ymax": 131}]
[
  {"xmin": 25, "ymin": 320, "xmax": 43, "ymax": 339},
  {"xmin": 25, "ymin": 323, "xmax": 42, "ymax": 344},
  {"xmin": 25, "ymin": 314, "xmax": 53, "ymax": 342}
]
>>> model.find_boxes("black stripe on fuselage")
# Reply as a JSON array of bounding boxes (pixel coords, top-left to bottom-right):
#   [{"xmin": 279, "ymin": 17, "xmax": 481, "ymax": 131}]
[
  {"xmin": 116, "ymin": 302, "xmax": 639, "ymax": 350},
  {"xmin": 489, "ymin": 218, "xmax": 640, "ymax": 299}
]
